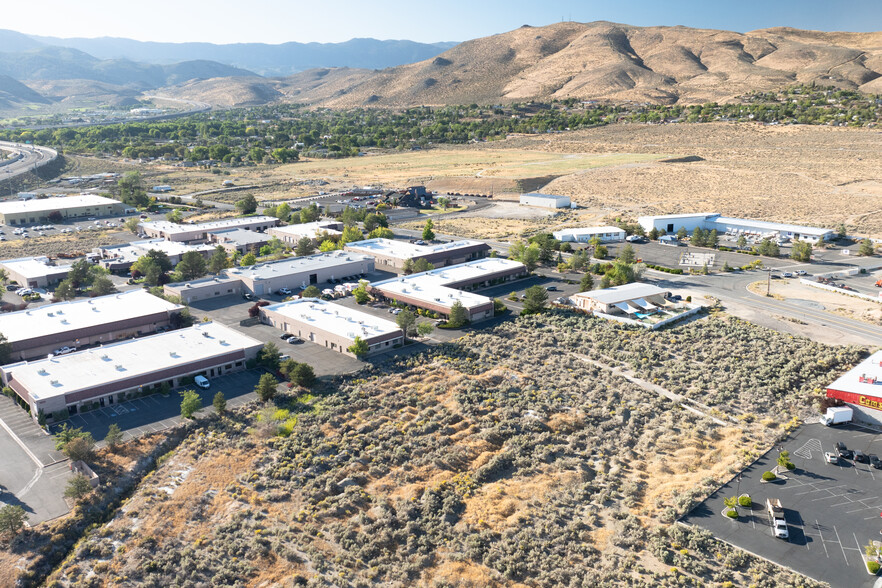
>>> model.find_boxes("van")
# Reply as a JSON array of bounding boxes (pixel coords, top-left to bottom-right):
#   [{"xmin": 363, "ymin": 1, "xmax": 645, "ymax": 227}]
[{"xmin": 194, "ymin": 375, "xmax": 210, "ymax": 389}]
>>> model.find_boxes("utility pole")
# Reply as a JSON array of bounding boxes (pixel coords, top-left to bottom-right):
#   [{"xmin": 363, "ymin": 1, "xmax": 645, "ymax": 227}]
[{"xmin": 766, "ymin": 268, "xmax": 771, "ymax": 297}]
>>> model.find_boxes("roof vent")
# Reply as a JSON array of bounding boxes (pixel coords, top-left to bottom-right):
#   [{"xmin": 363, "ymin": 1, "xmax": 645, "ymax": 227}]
[
  {"xmin": 101, "ymin": 354, "xmax": 111, "ymax": 361},
  {"xmin": 220, "ymin": 340, "xmax": 229, "ymax": 346},
  {"xmin": 37, "ymin": 368, "xmax": 49, "ymax": 376},
  {"xmin": 47, "ymin": 312, "xmax": 54, "ymax": 317},
  {"xmin": 115, "ymin": 364, "xmax": 125, "ymax": 371},
  {"xmin": 61, "ymin": 319, "xmax": 68, "ymax": 325},
  {"xmin": 169, "ymin": 351, "xmax": 179, "ymax": 358},
  {"xmin": 202, "ymin": 331, "xmax": 210, "ymax": 338},
  {"xmin": 50, "ymin": 379, "xmax": 60, "ymax": 387}
]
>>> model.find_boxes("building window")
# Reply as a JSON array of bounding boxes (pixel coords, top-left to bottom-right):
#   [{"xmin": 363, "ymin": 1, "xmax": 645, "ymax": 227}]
[
  {"xmin": 235, "ymin": 361, "xmax": 243, "ymax": 367},
  {"xmin": 225, "ymin": 364, "xmax": 232, "ymax": 370}
]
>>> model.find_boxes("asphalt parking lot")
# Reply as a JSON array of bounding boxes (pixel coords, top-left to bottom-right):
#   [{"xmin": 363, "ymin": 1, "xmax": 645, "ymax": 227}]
[
  {"xmin": 49, "ymin": 369, "xmax": 263, "ymax": 444},
  {"xmin": 683, "ymin": 423, "xmax": 882, "ymax": 588},
  {"xmin": 823, "ymin": 269, "xmax": 882, "ymax": 298},
  {"xmin": 600, "ymin": 241, "xmax": 797, "ymax": 272}
]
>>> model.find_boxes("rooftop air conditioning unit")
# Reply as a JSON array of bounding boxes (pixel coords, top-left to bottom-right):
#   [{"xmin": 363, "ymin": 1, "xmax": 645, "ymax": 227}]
[
  {"xmin": 169, "ymin": 351, "xmax": 179, "ymax": 358},
  {"xmin": 37, "ymin": 369, "xmax": 48, "ymax": 376},
  {"xmin": 115, "ymin": 364, "xmax": 125, "ymax": 371}
]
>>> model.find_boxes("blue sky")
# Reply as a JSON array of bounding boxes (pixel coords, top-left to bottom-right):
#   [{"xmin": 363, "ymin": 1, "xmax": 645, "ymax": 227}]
[{"xmin": 7, "ymin": 0, "xmax": 882, "ymax": 44}]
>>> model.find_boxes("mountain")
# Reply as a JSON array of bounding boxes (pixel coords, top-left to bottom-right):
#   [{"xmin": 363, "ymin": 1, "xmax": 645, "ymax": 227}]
[
  {"xmin": 0, "ymin": 74, "xmax": 51, "ymax": 107},
  {"xmin": 218, "ymin": 21, "xmax": 882, "ymax": 107},
  {"xmin": 28, "ymin": 34, "xmax": 458, "ymax": 76}
]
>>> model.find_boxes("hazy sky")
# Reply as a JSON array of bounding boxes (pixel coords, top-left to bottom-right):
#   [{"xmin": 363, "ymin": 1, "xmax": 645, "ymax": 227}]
[{"xmin": 7, "ymin": 0, "xmax": 882, "ymax": 44}]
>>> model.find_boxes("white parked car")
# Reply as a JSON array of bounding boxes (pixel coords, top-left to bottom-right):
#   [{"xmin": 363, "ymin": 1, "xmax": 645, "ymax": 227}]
[
  {"xmin": 53, "ymin": 346, "xmax": 76, "ymax": 356},
  {"xmin": 194, "ymin": 375, "xmax": 210, "ymax": 389},
  {"xmin": 824, "ymin": 451, "xmax": 838, "ymax": 464},
  {"xmin": 277, "ymin": 287, "xmax": 292, "ymax": 295}
]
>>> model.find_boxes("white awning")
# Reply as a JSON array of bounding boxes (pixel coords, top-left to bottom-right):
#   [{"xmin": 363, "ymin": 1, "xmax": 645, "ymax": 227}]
[
  {"xmin": 614, "ymin": 301, "xmax": 642, "ymax": 314},
  {"xmin": 632, "ymin": 298, "xmax": 658, "ymax": 310}
]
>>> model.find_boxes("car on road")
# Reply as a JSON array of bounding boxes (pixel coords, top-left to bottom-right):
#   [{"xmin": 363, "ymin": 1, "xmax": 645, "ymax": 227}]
[
  {"xmin": 194, "ymin": 375, "xmax": 210, "ymax": 389},
  {"xmin": 835, "ymin": 442, "xmax": 854, "ymax": 459},
  {"xmin": 770, "ymin": 273, "xmax": 782, "ymax": 279},
  {"xmin": 796, "ymin": 270, "xmax": 808, "ymax": 276},
  {"xmin": 286, "ymin": 336, "xmax": 303, "ymax": 344},
  {"xmin": 870, "ymin": 454, "xmax": 882, "ymax": 469},
  {"xmin": 626, "ymin": 235, "xmax": 648, "ymax": 243},
  {"xmin": 546, "ymin": 286, "xmax": 558, "ymax": 291},
  {"xmin": 854, "ymin": 450, "xmax": 869, "ymax": 464},
  {"xmin": 824, "ymin": 451, "xmax": 839, "ymax": 464},
  {"xmin": 782, "ymin": 272, "xmax": 793, "ymax": 278}
]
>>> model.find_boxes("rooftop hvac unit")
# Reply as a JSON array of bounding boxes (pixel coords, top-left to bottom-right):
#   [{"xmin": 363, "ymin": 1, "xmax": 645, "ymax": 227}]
[
  {"xmin": 169, "ymin": 351, "xmax": 179, "ymax": 358},
  {"xmin": 37, "ymin": 368, "xmax": 48, "ymax": 376},
  {"xmin": 115, "ymin": 364, "xmax": 125, "ymax": 371},
  {"xmin": 50, "ymin": 380, "xmax": 60, "ymax": 386},
  {"xmin": 61, "ymin": 319, "xmax": 68, "ymax": 324},
  {"xmin": 101, "ymin": 354, "xmax": 111, "ymax": 361}
]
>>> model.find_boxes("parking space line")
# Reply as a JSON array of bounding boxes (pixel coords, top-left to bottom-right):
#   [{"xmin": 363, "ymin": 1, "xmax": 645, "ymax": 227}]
[
  {"xmin": 815, "ymin": 521, "xmax": 830, "ymax": 558},
  {"xmin": 833, "ymin": 526, "xmax": 850, "ymax": 565},
  {"xmin": 795, "ymin": 484, "xmax": 847, "ymax": 496}
]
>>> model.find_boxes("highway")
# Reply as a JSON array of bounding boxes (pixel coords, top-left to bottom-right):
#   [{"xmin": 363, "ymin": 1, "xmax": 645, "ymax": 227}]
[{"xmin": 0, "ymin": 141, "xmax": 57, "ymax": 182}]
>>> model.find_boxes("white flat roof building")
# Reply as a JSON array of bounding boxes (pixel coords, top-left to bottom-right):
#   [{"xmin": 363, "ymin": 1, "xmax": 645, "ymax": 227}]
[
  {"xmin": 344, "ymin": 238, "xmax": 491, "ymax": 271},
  {"xmin": 0, "ymin": 290, "xmax": 184, "ymax": 360},
  {"xmin": 140, "ymin": 216, "xmax": 279, "ymax": 242},
  {"xmin": 0, "ymin": 194, "xmax": 128, "ymax": 225},
  {"xmin": 579, "ymin": 283, "xmax": 668, "ymax": 306},
  {"xmin": 260, "ymin": 298, "xmax": 403, "ymax": 357},
  {"xmin": 553, "ymin": 226, "xmax": 626, "ymax": 243},
  {"xmin": 520, "ymin": 192, "xmax": 572, "ymax": 208},
  {"xmin": 224, "ymin": 251, "xmax": 375, "ymax": 296},
  {"xmin": 370, "ymin": 258, "xmax": 527, "ymax": 321},
  {"xmin": 0, "ymin": 256, "xmax": 72, "ymax": 288},
  {"xmin": 268, "ymin": 221, "xmax": 344, "ymax": 244},
  {"xmin": 638, "ymin": 213, "xmax": 834, "ymax": 242},
  {"xmin": 94, "ymin": 239, "xmax": 216, "ymax": 270},
  {"xmin": 826, "ymin": 351, "xmax": 882, "ymax": 426},
  {"xmin": 2, "ymin": 322, "xmax": 264, "ymax": 420}
]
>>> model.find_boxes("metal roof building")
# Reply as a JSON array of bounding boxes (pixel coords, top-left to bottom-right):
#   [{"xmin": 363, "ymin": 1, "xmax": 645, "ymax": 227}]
[
  {"xmin": 519, "ymin": 193, "xmax": 571, "ymax": 208},
  {"xmin": 638, "ymin": 213, "xmax": 834, "ymax": 243},
  {"xmin": 0, "ymin": 194, "xmax": 128, "ymax": 225},
  {"xmin": 553, "ymin": 226, "xmax": 626, "ymax": 243},
  {"xmin": 344, "ymin": 238, "xmax": 490, "ymax": 272}
]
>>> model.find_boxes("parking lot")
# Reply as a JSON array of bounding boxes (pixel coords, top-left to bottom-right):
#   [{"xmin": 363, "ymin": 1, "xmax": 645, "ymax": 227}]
[
  {"xmin": 683, "ymin": 423, "xmax": 882, "ymax": 588},
  {"xmin": 819, "ymin": 268, "xmax": 882, "ymax": 298},
  {"xmin": 49, "ymin": 370, "xmax": 263, "ymax": 444}
]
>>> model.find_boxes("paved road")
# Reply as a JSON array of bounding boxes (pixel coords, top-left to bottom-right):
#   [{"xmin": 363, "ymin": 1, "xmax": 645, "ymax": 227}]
[{"xmin": 0, "ymin": 141, "xmax": 57, "ymax": 182}]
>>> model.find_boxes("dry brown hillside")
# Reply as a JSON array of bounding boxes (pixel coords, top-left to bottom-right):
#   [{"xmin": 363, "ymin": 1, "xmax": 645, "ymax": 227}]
[{"xmin": 168, "ymin": 21, "xmax": 882, "ymax": 108}]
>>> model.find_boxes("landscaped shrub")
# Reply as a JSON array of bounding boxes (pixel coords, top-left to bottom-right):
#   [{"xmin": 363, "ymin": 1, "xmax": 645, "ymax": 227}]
[
  {"xmin": 738, "ymin": 496, "xmax": 752, "ymax": 508},
  {"xmin": 725, "ymin": 509, "xmax": 738, "ymax": 519},
  {"xmin": 869, "ymin": 561, "xmax": 880, "ymax": 574},
  {"xmin": 762, "ymin": 471, "xmax": 776, "ymax": 481}
]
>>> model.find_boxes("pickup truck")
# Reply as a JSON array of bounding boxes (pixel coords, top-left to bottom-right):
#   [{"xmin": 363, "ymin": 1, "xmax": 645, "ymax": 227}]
[{"xmin": 766, "ymin": 498, "xmax": 789, "ymax": 539}]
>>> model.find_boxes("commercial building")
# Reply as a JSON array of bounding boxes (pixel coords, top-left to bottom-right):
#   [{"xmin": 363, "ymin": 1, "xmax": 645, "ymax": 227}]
[
  {"xmin": 553, "ymin": 226, "xmax": 626, "ymax": 243},
  {"xmin": 208, "ymin": 228, "xmax": 270, "ymax": 255},
  {"xmin": 519, "ymin": 193, "xmax": 571, "ymax": 209},
  {"xmin": 260, "ymin": 298, "xmax": 403, "ymax": 358},
  {"xmin": 93, "ymin": 239, "xmax": 216, "ymax": 272},
  {"xmin": 344, "ymin": 238, "xmax": 490, "ymax": 272},
  {"xmin": 0, "ymin": 195, "xmax": 129, "ymax": 226},
  {"xmin": 226, "ymin": 251, "xmax": 374, "ymax": 296},
  {"xmin": 2, "ymin": 321, "xmax": 263, "ymax": 422},
  {"xmin": 571, "ymin": 283, "xmax": 670, "ymax": 315},
  {"xmin": 0, "ymin": 256, "xmax": 72, "ymax": 288},
  {"xmin": 638, "ymin": 213, "xmax": 835, "ymax": 243},
  {"xmin": 268, "ymin": 221, "xmax": 344, "ymax": 245},
  {"xmin": 140, "ymin": 216, "xmax": 279, "ymax": 243},
  {"xmin": 0, "ymin": 290, "xmax": 184, "ymax": 361},
  {"xmin": 826, "ymin": 350, "xmax": 882, "ymax": 426},
  {"xmin": 369, "ymin": 258, "xmax": 527, "ymax": 322},
  {"xmin": 163, "ymin": 275, "xmax": 244, "ymax": 304}
]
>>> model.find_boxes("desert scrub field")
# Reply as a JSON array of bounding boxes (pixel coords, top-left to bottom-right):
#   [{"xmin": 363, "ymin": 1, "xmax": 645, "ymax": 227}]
[
  {"xmin": 0, "ymin": 229, "xmax": 132, "ymax": 259},
  {"xmin": 42, "ymin": 313, "xmax": 852, "ymax": 587}
]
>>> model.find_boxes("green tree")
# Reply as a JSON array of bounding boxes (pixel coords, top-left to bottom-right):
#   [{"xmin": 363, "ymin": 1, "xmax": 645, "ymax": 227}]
[
  {"xmin": 396, "ymin": 309, "xmax": 417, "ymax": 338},
  {"xmin": 836, "ymin": 223, "xmax": 847, "ymax": 238},
  {"xmin": 213, "ymin": 391, "xmax": 227, "ymax": 415},
  {"xmin": 447, "ymin": 300, "xmax": 469, "ymax": 328},
  {"xmin": 319, "ymin": 239, "xmax": 339, "ymax": 252},
  {"xmin": 295, "ymin": 237, "xmax": 315, "ymax": 256},
  {"xmin": 90, "ymin": 276, "xmax": 115, "ymax": 297},
  {"xmin": 353, "ymin": 285, "xmax": 370, "ymax": 304},
  {"xmin": 166, "ymin": 209, "xmax": 183, "ymax": 223},
  {"xmin": 180, "ymin": 389, "xmax": 202, "ymax": 419},
  {"xmin": 676, "ymin": 227, "xmax": 688, "ymax": 240},
  {"xmin": 104, "ymin": 423, "xmax": 124, "ymax": 451},
  {"xmin": 618, "ymin": 243, "xmax": 636, "ymax": 264},
  {"xmin": 417, "ymin": 322, "xmax": 434, "ymax": 337},
  {"xmin": 341, "ymin": 226, "xmax": 363, "ymax": 244},
  {"xmin": 0, "ymin": 504, "xmax": 27, "ymax": 540},
  {"xmin": 579, "ymin": 272, "xmax": 594, "ymax": 292},
  {"xmin": 124, "ymin": 217, "xmax": 141, "ymax": 233},
  {"xmin": 258, "ymin": 342, "xmax": 282, "ymax": 370},
  {"xmin": 54, "ymin": 279, "xmax": 77, "ymax": 300},
  {"xmin": 422, "ymin": 219, "xmax": 435, "ymax": 241},
  {"xmin": 648, "ymin": 227, "xmax": 659, "ymax": 240},
  {"xmin": 255, "ymin": 373, "xmax": 279, "ymax": 402},
  {"xmin": 275, "ymin": 202, "xmax": 292, "ymax": 222},
  {"xmin": 522, "ymin": 285, "xmax": 548, "ymax": 314},
  {"xmin": 302, "ymin": 285, "xmax": 321, "ymax": 298},
  {"xmin": 368, "ymin": 226, "xmax": 394, "ymax": 239},
  {"xmin": 707, "ymin": 229, "xmax": 719, "ymax": 248},
  {"xmin": 208, "ymin": 246, "xmax": 230, "ymax": 274},
  {"xmin": 363, "ymin": 213, "xmax": 386, "ymax": 232},
  {"xmin": 605, "ymin": 260, "xmax": 645, "ymax": 286},
  {"xmin": 737, "ymin": 235, "xmax": 747, "ymax": 249},
  {"xmin": 176, "ymin": 251, "xmax": 208, "ymax": 281},
  {"xmin": 594, "ymin": 245, "xmax": 608, "ymax": 259},
  {"xmin": 691, "ymin": 227, "xmax": 705, "ymax": 247},
  {"xmin": 134, "ymin": 249, "xmax": 173, "ymax": 274},
  {"xmin": 290, "ymin": 363, "xmax": 316, "ymax": 388},
  {"xmin": 755, "ymin": 239, "xmax": 780, "ymax": 257},
  {"xmin": 117, "ymin": 171, "xmax": 149, "ymax": 208},
  {"xmin": 412, "ymin": 258, "xmax": 435, "ymax": 273},
  {"xmin": 240, "ymin": 252, "xmax": 257, "ymax": 266},
  {"xmin": 348, "ymin": 336, "xmax": 369, "ymax": 358},
  {"xmin": 0, "ymin": 332, "xmax": 10, "ymax": 365},
  {"xmin": 64, "ymin": 474, "xmax": 93, "ymax": 502},
  {"xmin": 791, "ymin": 240, "xmax": 812, "ymax": 262},
  {"xmin": 859, "ymin": 238, "xmax": 876, "ymax": 256},
  {"xmin": 63, "ymin": 434, "xmax": 96, "ymax": 462},
  {"xmin": 300, "ymin": 203, "xmax": 320, "ymax": 223},
  {"xmin": 235, "ymin": 194, "xmax": 258, "ymax": 214}
]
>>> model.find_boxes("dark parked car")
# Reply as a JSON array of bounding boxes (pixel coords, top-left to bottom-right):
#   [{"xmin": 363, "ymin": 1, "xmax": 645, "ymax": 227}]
[
  {"xmin": 854, "ymin": 450, "xmax": 869, "ymax": 464},
  {"xmin": 870, "ymin": 455, "xmax": 882, "ymax": 469},
  {"xmin": 835, "ymin": 442, "xmax": 854, "ymax": 459},
  {"xmin": 546, "ymin": 286, "xmax": 558, "ymax": 292}
]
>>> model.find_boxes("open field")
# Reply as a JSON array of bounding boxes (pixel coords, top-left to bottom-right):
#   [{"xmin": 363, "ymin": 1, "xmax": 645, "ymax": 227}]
[{"xmin": 11, "ymin": 313, "xmax": 859, "ymax": 588}]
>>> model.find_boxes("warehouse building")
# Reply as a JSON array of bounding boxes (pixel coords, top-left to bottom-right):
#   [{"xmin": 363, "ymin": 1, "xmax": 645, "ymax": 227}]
[
  {"xmin": 268, "ymin": 221, "xmax": 344, "ymax": 245},
  {"xmin": 140, "ymin": 216, "xmax": 279, "ymax": 243},
  {"xmin": 208, "ymin": 228, "xmax": 270, "ymax": 255},
  {"xmin": 1, "ymin": 256, "xmax": 72, "ymax": 289},
  {"xmin": 93, "ymin": 239, "xmax": 216, "ymax": 272},
  {"xmin": 163, "ymin": 275, "xmax": 243, "ymax": 304},
  {"xmin": 638, "ymin": 213, "xmax": 834, "ymax": 243},
  {"xmin": 370, "ymin": 258, "xmax": 527, "ymax": 322},
  {"xmin": 225, "ymin": 251, "xmax": 373, "ymax": 296},
  {"xmin": 0, "ymin": 194, "xmax": 129, "ymax": 226},
  {"xmin": 0, "ymin": 290, "xmax": 184, "ymax": 361},
  {"xmin": 1, "ymin": 321, "xmax": 263, "ymax": 422},
  {"xmin": 553, "ymin": 226, "xmax": 626, "ymax": 243},
  {"xmin": 344, "ymin": 238, "xmax": 490, "ymax": 272},
  {"xmin": 519, "ymin": 192, "xmax": 571, "ymax": 209},
  {"xmin": 260, "ymin": 298, "xmax": 403, "ymax": 358},
  {"xmin": 826, "ymin": 350, "xmax": 882, "ymax": 426},
  {"xmin": 571, "ymin": 283, "xmax": 670, "ymax": 315}
]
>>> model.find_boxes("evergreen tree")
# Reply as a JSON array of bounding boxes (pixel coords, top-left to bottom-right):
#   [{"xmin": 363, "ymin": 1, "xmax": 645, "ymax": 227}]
[
  {"xmin": 422, "ymin": 219, "xmax": 435, "ymax": 241},
  {"xmin": 447, "ymin": 300, "xmax": 469, "ymax": 327}
]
